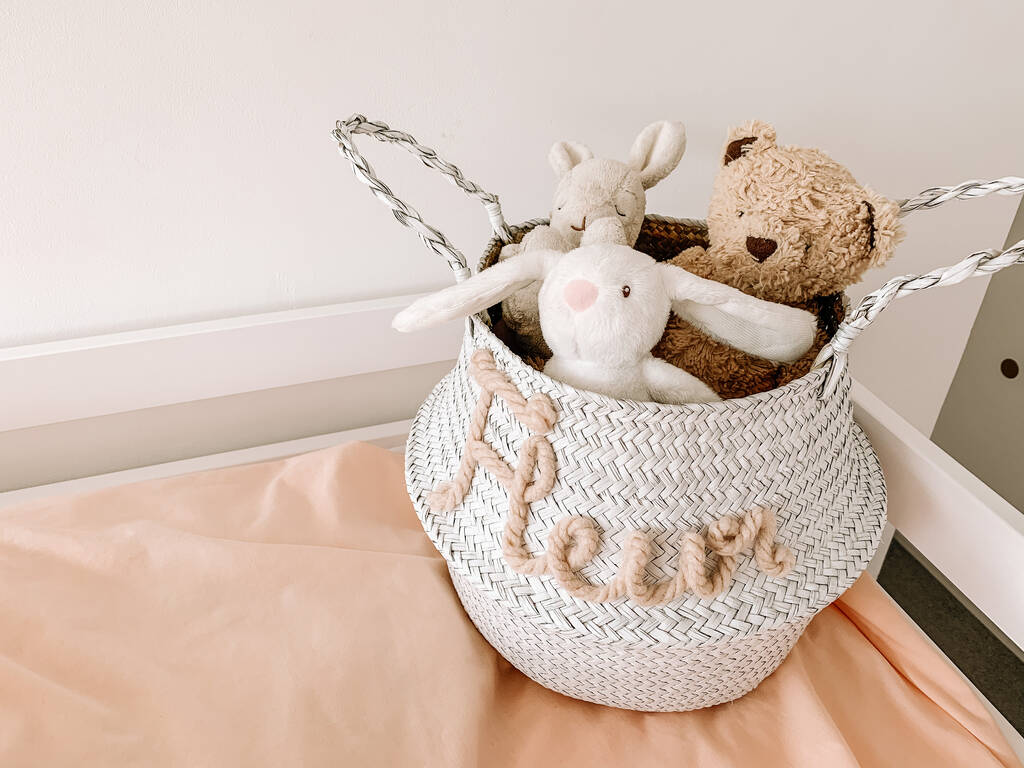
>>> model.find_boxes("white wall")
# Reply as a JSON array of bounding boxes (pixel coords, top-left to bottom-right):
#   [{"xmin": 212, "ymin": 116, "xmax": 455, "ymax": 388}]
[{"xmin": 3, "ymin": 1, "xmax": 1022, "ymax": 433}]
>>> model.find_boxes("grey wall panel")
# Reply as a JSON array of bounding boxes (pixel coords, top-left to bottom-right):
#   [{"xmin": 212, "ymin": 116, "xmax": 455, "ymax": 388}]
[
  {"xmin": 932, "ymin": 201, "xmax": 1024, "ymax": 512},
  {"xmin": 0, "ymin": 360, "xmax": 453, "ymax": 492}
]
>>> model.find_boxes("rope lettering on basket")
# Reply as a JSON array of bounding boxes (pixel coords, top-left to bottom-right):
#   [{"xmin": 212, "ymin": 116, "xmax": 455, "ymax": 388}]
[
  {"xmin": 546, "ymin": 509, "xmax": 795, "ymax": 605},
  {"xmin": 430, "ymin": 349, "xmax": 795, "ymax": 604}
]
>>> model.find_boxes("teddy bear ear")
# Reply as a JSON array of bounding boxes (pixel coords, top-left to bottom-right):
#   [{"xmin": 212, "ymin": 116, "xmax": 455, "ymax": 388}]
[
  {"xmin": 721, "ymin": 120, "xmax": 777, "ymax": 166},
  {"xmin": 859, "ymin": 190, "xmax": 905, "ymax": 267},
  {"xmin": 548, "ymin": 141, "xmax": 594, "ymax": 177}
]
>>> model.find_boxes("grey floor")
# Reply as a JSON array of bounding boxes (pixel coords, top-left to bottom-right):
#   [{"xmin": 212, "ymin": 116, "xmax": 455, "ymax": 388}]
[{"xmin": 877, "ymin": 540, "xmax": 1024, "ymax": 734}]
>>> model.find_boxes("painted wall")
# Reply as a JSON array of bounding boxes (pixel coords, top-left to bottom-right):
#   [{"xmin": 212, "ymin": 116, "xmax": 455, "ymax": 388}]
[{"xmin": 3, "ymin": 1, "xmax": 1022, "ymax": 433}]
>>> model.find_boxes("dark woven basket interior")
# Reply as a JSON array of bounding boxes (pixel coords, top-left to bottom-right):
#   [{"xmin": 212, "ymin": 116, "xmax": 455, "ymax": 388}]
[{"xmin": 481, "ymin": 216, "xmax": 708, "ymax": 271}]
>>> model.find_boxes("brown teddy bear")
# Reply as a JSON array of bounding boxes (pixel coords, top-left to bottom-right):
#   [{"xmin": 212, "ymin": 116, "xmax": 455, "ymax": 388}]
[{"xmin": 653, "ymin": 120, "xmax": 904, "ymax": 399}]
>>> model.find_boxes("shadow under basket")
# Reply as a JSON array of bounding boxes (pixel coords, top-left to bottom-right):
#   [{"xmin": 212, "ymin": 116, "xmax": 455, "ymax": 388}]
[{"xmin": 334, "ymin": 113, "xmax": 1024, "ymax": 711}]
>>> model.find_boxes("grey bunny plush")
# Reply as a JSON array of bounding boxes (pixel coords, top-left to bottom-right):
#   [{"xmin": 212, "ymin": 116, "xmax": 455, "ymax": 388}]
[{"xmin": 499, "ymin": 121, "xmax": 687, "ymax": 357}]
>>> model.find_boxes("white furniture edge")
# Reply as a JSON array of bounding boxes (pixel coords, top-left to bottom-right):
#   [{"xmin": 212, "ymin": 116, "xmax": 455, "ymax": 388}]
[
  {"xmin": 0, "ymin": 294, "xmax": 463, "ymax": 432},
  {"xmin": 0, "ymin": 419, "xmax": 411, "ymax": 509},
  {"xmin": 852, "ymin": 381, "xmax": 1024, "ymax": 650}
]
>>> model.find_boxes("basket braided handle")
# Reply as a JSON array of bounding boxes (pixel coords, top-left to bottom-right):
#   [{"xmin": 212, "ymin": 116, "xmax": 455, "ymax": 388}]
[
  {"xmin": 898, "ymin": 177, "xmax": 1024, "ymax": 213},
  {"xmin": 817, "ymin": 176, "xmax": 1024, "ymax": 397},
  {"xmin": 332, "ymin": 114, "xmax": 512, "ymax": 282}
]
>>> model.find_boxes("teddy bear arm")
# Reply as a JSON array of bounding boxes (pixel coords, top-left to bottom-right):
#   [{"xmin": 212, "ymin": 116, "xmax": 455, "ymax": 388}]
[
  {"xmin": 653, "ymin": 314, "xmax": 782, "ymax": 400},
  {"xmin": 667, "ymin": 245, "xmax": 723, "ymax": 282}
]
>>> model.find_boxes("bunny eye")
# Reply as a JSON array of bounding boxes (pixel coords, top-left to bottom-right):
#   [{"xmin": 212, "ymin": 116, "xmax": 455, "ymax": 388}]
[
  {"xmin": 615, "ymin": 206, "xmax": 627, "ymax": 217},
  {"xmin": 737, "ymin": 211, "xmax": 745, "ymax": 218},
  {"xmin": 621, "ymin": 285, "xmax": 631, "ymax": 298}
]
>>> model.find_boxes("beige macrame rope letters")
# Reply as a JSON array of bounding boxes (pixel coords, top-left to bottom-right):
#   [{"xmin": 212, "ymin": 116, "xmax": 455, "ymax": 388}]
[{"xmin": 430, "ymin": 349, "xmax": 795, "ymax": 604}]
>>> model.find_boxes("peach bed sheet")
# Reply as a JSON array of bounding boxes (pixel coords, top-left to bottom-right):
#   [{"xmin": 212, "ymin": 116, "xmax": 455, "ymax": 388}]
[{"xmin": 0, "ymin": 442, "xmax": 1018, "ymax": 768}]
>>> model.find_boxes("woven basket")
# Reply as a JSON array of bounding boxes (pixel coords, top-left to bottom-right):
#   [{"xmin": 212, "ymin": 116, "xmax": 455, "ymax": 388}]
[{"xmin": 334, "ymin": 114, "xmax": 1024, "ymax": 711}]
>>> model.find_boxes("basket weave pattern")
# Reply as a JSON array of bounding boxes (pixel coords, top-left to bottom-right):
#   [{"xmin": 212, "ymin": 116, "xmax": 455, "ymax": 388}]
[
  {"xmin": 429, "ymin": 348, "xmax": 798, "ymax": 607},
  {"xmin": 451, "ymin": 569, "xmax": 812, "ymax": 710}
]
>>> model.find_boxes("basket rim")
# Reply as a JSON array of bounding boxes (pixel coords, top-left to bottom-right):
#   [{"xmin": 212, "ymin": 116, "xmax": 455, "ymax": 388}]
[{"xmin": 467, "ymin": 313, "xmax": 834, "ymax": 414}]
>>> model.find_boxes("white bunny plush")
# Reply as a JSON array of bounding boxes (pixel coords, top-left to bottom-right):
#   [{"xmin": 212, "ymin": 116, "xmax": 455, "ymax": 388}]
[
  {"xmin": 394, "ymin": 227, "xmax": 817, "ymax": 405},
  {"xmin": 499, "ymin": 121, "xmax": 687, "ymax": 357}
]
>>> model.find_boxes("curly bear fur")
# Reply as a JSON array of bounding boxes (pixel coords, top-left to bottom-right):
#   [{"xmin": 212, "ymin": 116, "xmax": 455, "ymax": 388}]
[{"xmin": 653, "ymin": 120, "xmax": 904, "ymax": 399}]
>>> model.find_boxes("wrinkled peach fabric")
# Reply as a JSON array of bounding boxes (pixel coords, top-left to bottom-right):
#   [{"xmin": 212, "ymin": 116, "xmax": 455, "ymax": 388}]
[{"xmin": 0, "ymin": 442, "xmax": 1017, "ymax": 768}]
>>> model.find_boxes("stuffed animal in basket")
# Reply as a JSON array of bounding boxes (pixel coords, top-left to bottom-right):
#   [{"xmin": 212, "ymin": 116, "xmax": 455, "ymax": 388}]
[
  {"xmin": 395, "ymin": 220, "xmax": 816, "ymax": 405},
  {"xmin": 499, "ymin": 121, "xmax": 687, "ymax": 358},
  {"xmin": 653, "ymin": 120, "xmax": 904, "ymax": 399}
]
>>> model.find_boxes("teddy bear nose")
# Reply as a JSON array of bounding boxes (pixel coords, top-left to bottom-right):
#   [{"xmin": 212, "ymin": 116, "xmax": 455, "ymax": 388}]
[
  {"xmin": 563, "ymin": 279, "xmax": 598, "ymax": 312},
  {"xmin": 746, "ymin": 236, "xmax": 778, "ymax": 262}
]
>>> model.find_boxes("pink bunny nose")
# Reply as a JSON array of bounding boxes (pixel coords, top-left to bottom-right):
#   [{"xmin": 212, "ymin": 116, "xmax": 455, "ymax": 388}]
[{"xmin": 563, "ymin": 279, "xmax": 598, "ymax": 312}]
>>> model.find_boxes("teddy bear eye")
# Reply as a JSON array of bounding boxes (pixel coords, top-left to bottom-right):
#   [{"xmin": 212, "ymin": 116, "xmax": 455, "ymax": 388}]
[
  {"xmin": 615, "ymin": 206, "xmax": 627, "ymax": 217},
  {"xmin": 621, "ymin": 285, "xmax": 631, "ymax": 297},
  {"xmin": 738, "ymin": 211, "xmax": 745, "ymax": 218}
]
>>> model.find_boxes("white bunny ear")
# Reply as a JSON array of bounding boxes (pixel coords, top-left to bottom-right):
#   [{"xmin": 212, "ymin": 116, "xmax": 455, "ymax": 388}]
[
  {"xmin": 548, "ymin": 140, "xmax": 594, "ymax": 177},
  {"xmin": 393, "ymin": 249, "xmax": 554, "ymax": 332},
  {"xmin": 657, "ymin": 264, "xmax": 817, "ymax": 363},
  {"xmin": 628, "ymin": 121, "xmax": 686, "ymax": 189}
]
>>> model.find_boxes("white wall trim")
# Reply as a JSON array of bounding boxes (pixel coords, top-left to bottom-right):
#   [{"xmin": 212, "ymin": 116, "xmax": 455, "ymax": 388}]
[
  {"xmin": 0, "ymin": 419, "xmax": 411, "ymax": 510},
  {"xmin": 0, "ymin": 295, "xmax": 462, "ymax": 431},
  {"xmin": 853, "ymin": 381, "xmax": 1024, "ymax": 651}
]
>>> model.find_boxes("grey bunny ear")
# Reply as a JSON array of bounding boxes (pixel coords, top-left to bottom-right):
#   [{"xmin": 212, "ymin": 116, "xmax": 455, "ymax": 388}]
[
  {"xmin": 549, "ymin": 140, "xmax": 594, "ymax": 177},
  {"xmin": 628, "ymin": 121, "xmax": 686, "ymax": 189},
  {"xmin": 658, "ymin": 263, "xmax": 817, "ymax": 362},
  {"xmin": 393, "ymin": 249, "xmax": 555, "ymax": 332}
]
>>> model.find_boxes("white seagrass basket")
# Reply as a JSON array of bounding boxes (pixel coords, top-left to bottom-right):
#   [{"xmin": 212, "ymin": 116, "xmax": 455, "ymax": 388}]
[{"xmin": 334, "ymin": 114, "xmax": 1024, "ymax": 712}]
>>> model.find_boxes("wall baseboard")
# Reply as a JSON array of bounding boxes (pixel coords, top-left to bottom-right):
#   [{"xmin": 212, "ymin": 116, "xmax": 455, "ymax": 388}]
[
  {"xmin": 853, "ymin": 381, "xmax": 1024, "ymax": 651},
  {"xmin": 0, "ymin": 294, "xmax": 463, "ymax": 432},
  {"xmin": 0, "ymin": 419, "xmax": 411, "ymax": 510},
  {"xmin": 0, "ymin": 360, "xmax": 451, "ymax": 493}
]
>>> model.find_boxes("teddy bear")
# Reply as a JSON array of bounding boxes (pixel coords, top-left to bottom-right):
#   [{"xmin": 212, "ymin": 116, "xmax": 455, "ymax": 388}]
[
  {"xmin": 653, "ymin": 120, "xmax": 904, "ymax": 399},
  {"xmin": 498, "ymin": 121, "xmax": 687, "ymax": 358}
]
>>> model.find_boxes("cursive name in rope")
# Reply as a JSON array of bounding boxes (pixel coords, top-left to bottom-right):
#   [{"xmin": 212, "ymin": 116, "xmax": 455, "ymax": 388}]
[{"xmin": 429, "ymin": 349, "xmax": 795, "ymax": 605}]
